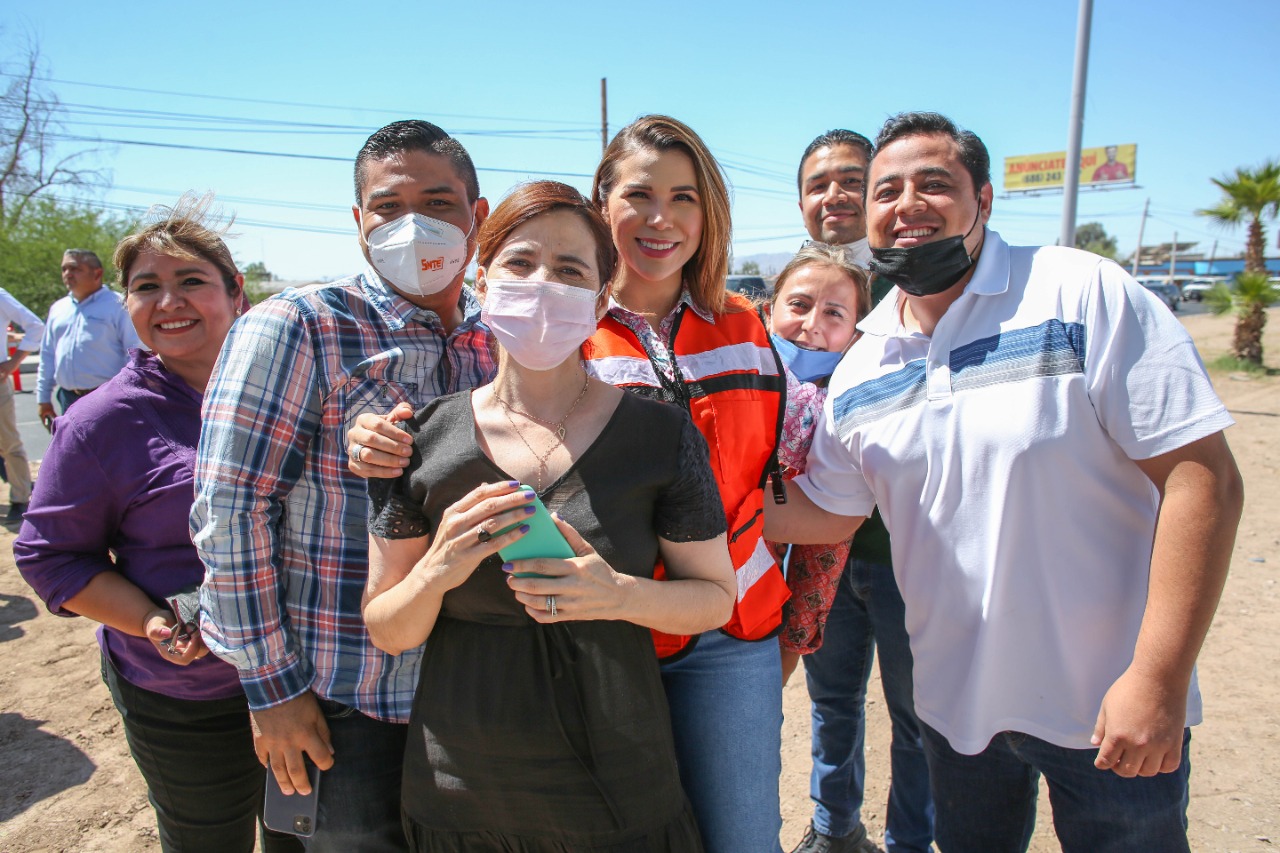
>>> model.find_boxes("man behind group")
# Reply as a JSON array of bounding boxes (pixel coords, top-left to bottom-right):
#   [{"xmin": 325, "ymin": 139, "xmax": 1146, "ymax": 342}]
[
  {"xmin": 192, "ymin": 120, "xmax": 494, "ymax": 852},
  {"xmin": 0, "ymin": 287, "xmax": 45, "ymax": 519},
  {"xmin": 798, "ymin": 129, "xmax": 874, "ymax": 268},
  {"xmin": 790, "ymin": 129, "xmax": 933, "ymax": 853},
  {"xmin": 36, "ymin": 249, "xmax": 141, "ymax": 428},
  {"xmin": 773, "ymin": 111, "xmax": 1243, "ymax": 852}
]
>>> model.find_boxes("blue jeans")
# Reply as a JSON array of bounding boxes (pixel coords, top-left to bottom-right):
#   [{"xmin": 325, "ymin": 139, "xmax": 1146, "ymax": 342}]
[
  {"xmin": 804, "ymin": 557, "xmax": 933, "ymax": 853},
  {"xmin": 55, "ymin": 385, "xmax": 94, "ymax": 413},
  {"xmin": 920, "ymin": 723, "xmax": 1192, "ymax": 853},
  {"xmin": 661, "ymin": 629, "xmax": 784, "ymax": 853},
  {"xmin": 102, "ymin": 656, "xmax": 303, "ymax": 853},
  {"xmin": 305, "ymin": 699, "xmax": 409, "ymax": 853}
]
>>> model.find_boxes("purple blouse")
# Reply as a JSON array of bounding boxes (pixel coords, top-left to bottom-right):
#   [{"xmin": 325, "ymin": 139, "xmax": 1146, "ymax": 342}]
[{"xmin": 15, "ymin": 350, "xmax": 243, "ymax": 701}]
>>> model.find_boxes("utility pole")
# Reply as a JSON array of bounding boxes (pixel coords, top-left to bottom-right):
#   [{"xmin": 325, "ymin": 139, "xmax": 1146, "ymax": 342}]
[
  {"xmin": 600, "ymin": 78, "xmax": 608, "ymax": 155},
  {"xmin": 1059, "ymin": 0, "xmax": 1094, "ymax": 249},
  {"xmin": 1132, "ymin": 197, "xmax": 1149, "ymax": 277},
  {"xmin": 1170, "ymin": 231, "xmax": 1178, "ymax": 284}
]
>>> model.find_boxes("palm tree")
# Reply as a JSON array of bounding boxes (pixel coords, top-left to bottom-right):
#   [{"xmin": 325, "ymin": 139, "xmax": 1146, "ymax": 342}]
[
  {"xmin": 1198, "ymin": 160, "xmax": 1280, "ymax": 274},
  {"xmin": 1198, "ymin": 161, "xmax": 1280, "ymax": 366},
  {"xmin": 1206, "ymin": 271, "xmax": 1278, "ymax": 365}
]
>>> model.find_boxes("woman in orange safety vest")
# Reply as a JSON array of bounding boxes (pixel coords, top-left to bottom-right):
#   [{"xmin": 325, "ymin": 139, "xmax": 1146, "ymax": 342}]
[{"xmin": 583, "ymin": 115, "xmax": 799, "ymax": 853}]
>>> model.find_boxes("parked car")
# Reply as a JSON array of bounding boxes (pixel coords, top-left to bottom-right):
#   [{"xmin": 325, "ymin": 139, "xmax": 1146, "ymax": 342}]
[
  {"xmin": 726, "ymin": 274, "xmax": 770, "ymax": 301},
  {"xmin": 1139, "ymin": 279, "xmax": 1180, "ymax": 310},
  {"xmin": 1182, "ymin": 279, "xmax": 1219, "ymax": 302}
]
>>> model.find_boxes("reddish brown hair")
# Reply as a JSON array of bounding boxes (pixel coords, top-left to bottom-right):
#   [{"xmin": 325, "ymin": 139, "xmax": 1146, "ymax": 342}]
[{"xmin": 478, "ymin": 181, "xmax": 617, "ymax": 285}]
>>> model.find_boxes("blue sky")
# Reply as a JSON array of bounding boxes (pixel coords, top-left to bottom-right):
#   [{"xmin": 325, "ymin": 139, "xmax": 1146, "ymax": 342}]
[{"xmin": 6, "ymin": 0, "xmax": 1278, "ymax": 280}]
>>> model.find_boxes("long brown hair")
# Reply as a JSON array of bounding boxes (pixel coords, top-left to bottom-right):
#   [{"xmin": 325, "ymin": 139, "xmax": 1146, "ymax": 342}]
[{"xmin": 593, "ymin": 115, "xmax": 734, "ymax": 313}]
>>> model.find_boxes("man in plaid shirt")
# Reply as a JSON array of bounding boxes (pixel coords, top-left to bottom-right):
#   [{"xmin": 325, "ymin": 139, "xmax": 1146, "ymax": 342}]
[{"xmin": 192, "ymin": 121, "xmax": 495, "ymax": 851}]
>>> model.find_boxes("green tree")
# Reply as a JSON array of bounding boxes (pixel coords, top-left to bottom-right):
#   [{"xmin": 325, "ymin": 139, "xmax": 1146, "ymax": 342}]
[
  {"xmin": 1197, "ymin": 160, "xmax": 1280, "ymax": 274},
  {"xmin": 1206, "ymin": 271, "xmax": 1278, "ymax": 366},
  {"xmin": 1197, "ymin": 161, "xmax": 1280, "ymax": 366},
  {"xmin": 737, "ymin": 260, "xmax": 761, "ymax": 275},
  {"xmin": 242, "ymin": 260, "xmax": 273, "ymax": 285},
  {"xmin": 0, "ymin": 196, "xmax": 135, "ymax": 318},
  {"xmin": 1074, "ymin": 222, "xmax": 1118, "ymax": 260}
]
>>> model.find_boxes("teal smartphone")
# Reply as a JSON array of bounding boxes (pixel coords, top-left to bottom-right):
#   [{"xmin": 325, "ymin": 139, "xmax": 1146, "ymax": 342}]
[{"xmin": 497, "ymin": 486, "xmax": 574, "ymax": 575}]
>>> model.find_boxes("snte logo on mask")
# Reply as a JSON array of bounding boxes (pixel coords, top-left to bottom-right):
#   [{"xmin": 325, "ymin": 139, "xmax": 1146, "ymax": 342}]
[{"xmin": 420, "ymin": 257, "xmax": 444, "ymax": 272}]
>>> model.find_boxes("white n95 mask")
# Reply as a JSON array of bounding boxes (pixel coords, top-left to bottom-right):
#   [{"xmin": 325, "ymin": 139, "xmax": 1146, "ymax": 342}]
[
  {"xmin": 363, "ymin": 212, "xmax": 472, "ymax": 297},
  {"xmin": 482, "ymin": 278, "xmax": 602, "ymax": 371}
]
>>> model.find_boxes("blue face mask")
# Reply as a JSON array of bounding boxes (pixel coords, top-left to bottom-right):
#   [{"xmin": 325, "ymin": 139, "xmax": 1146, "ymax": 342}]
[{"xmin": 771, "ymin": 333, "xmax": 844, "ymax": 382}]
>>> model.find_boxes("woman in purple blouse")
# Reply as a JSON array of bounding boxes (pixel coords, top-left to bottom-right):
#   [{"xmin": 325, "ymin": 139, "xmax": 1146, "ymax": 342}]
[{"xmin": 15, "ymin": 197, "xmax": 300, "ymax": 853}]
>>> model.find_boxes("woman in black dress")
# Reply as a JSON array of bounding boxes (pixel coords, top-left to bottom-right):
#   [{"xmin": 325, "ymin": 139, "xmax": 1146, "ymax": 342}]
[{"xmin": 362, "ymin": 180, "xmax": 735, "ymax": 853}]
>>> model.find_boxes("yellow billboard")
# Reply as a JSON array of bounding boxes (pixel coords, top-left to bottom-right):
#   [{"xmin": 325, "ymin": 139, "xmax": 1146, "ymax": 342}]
[{"xmin": 1004, "ymin": 144, "xmax": 1137, "ymax": 192}]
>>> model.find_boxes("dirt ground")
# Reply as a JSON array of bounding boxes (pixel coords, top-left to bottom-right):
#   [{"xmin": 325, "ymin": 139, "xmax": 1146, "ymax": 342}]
[{"xmin": 2, "ymin": 308, "xmax": 1277, "ymax": 853}]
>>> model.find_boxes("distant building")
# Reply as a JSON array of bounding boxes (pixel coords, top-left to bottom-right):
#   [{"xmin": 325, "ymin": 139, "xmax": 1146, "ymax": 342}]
[{"xmin": 1128, "ymin": 242, "xmax": 1280, "ymax": 279}]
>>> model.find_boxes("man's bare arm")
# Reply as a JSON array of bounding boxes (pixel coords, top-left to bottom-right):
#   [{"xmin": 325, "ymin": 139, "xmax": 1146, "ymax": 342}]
[
  {"xmin": 1092, "ymin": 431, "xmax": 1243, "ymax": 777},
  {"xmin": 763, "ymin": 481, "xmax": 865, "ymax": 545}
]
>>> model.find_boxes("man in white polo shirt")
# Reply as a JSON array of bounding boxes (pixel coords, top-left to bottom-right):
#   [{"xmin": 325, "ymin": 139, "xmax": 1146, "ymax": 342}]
[{"xmin": 765, "ymin": 112, "xmax": 1243, "ymax": 853}]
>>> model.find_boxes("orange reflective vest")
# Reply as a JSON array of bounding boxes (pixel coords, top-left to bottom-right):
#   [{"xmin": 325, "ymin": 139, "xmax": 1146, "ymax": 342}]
[{"xmin": 582, "ymin": 293, "xmax": 790, "ymax": 658}]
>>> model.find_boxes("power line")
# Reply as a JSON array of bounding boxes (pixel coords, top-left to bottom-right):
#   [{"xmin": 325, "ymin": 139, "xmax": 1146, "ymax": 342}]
[
  {"xmin": 42, "ymin": 193, "xmax": 354, "ymax": 236},
  {"xmin": 4, "ymin": 71, "xmax": 597, "ymax": 128},
  {"xmin": 47, "ymin": 133, "xmax": 596, "ymax": 178},
  {"xmin": 56, "ymin": 101, "xmax": 600, "ymax": 141}
]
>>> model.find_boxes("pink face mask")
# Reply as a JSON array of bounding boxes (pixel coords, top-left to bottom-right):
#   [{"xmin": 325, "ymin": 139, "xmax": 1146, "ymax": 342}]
[{"xmin": 481, "ymin": 278, "xmax": 602, "ymax": 371}]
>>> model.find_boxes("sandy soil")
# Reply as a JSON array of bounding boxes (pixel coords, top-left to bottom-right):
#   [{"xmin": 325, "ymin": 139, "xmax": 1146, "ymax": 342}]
[{"xmin": 2, "ymin": 309, "xmax": 1277, "ymax": 853}]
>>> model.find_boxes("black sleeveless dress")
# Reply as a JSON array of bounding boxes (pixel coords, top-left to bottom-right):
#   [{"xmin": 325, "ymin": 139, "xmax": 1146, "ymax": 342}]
[{"xmin": 368, "ymin": 390, "xmax": 725, "ymax": 852}]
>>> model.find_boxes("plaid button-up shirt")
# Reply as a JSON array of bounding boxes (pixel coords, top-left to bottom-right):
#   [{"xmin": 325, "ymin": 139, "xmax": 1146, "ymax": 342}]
[{"xmin": 192, "ymin": 271, "xmax": 496, "ymax": 721}]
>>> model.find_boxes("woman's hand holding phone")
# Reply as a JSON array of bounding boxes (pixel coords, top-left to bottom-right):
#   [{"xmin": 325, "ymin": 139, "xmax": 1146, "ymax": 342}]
[
  {"xmin": 505, "ymin": 513, "xmax": 635, "ymax": 623},
  {"xmin": 416, "ymin": 482, "xmax": 538, "ymax": 592}
]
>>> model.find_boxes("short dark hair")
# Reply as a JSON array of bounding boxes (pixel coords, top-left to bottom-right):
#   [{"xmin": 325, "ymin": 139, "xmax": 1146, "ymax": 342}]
[
  {"xmin": 871, "ymin": 112, "xmax": 990, "ymax": 192},
  {"xmin": 797, "ymin": 130, "xmax": 873, "ymax": 191},
  {"xmin": 353, "ymin": 120, "xmax": 480, "ymax": 205},
  {"xmin": 63, "ymin": 249, "xmax": 103, "ymax": 270}
]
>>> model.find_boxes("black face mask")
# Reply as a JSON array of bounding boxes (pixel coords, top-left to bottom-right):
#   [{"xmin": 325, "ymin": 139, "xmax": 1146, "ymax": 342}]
[{"xmin": 869, "ymin": 208, "xmax": 983, "ymax": 297}]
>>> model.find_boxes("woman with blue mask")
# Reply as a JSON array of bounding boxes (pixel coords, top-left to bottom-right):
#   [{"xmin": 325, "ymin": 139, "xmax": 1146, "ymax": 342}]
[
  {"xmin": 361, "ymin": 180, "xmax": 734, "ymax": 853},
  {"xmin": 762, "ymin": 244, "xmax": 871, "ymax": 685}
]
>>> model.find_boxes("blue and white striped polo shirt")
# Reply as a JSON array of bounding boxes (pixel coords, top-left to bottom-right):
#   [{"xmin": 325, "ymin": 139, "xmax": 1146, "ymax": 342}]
[{"xmin": 799, "ymin": 229, "xmax": 1233, "ymax": 754}]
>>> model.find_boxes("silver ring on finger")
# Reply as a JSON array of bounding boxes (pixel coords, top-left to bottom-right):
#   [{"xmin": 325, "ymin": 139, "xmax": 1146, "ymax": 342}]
[
  {"xmin": 166, "ymin": 645, "xmax": 180, "ymax": 655},
  {"xmin": 352, "ymin": 442, "xmax": 366, "ymax": 463},
  {"xmin": 546, "ymin": 595, "xmax": 557, "ymax": 616}
]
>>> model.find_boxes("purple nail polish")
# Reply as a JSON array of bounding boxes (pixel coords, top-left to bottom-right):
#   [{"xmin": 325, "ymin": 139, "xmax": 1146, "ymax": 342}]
[
  {"xmin": 501, "ymin": 562, "xmax": 515, "ymax": 573},
  {"xmin": 519, "ymin": 524, "xmax": 530, "ymax": 534},
  {"xmin": 524, "ymin": 506, "xmax": 535, "ymax": 515},
  {"xmin": 508, "ymin": 480, "xmax": 521, "ymax": 488}
]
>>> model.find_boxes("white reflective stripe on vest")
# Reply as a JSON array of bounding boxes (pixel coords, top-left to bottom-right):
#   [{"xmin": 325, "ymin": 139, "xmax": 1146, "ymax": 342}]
[
  {"xmin": 585, "ymin": 354, "xmax": 660, "ymax": 387},
  {"xmin": 734, "ymin": 537, "xmax": 776, "ymax": 603},
  {"xmin": 677, "ymin": 342, "xmax": 779, "ymax": 382}
]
